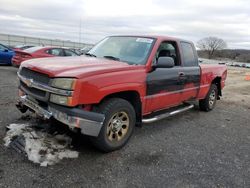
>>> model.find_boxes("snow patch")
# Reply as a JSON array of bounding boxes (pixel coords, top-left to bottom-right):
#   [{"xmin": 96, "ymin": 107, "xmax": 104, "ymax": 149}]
[{"xmin": 4, "ymin": 124, "xmax": 79, "ymax": 167}]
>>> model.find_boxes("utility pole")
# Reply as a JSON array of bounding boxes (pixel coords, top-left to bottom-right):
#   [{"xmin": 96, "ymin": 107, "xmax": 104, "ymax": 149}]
[{"xmin": 79, "ymin": 18, "xmax": 82, "ymax": 48}]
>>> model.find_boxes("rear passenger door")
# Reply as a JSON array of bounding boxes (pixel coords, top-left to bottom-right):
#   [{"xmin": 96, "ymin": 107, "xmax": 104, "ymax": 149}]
[{"xmin": 179, "ymin": 42, "xmax": 200, "ymax": 101}]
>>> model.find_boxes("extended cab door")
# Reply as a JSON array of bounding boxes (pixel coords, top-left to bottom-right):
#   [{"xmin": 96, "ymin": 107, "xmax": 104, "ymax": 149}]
[
  {"xmin": 179, "ymin": 42, "xmax": 200, "ymax": 101},
  {"xmin": 145, "ymin": 41, "xmax": 183, "ymax": 112}
]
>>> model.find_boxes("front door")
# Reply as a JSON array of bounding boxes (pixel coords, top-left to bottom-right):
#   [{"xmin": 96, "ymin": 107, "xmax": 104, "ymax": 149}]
[{"xmin": 145, "ymin": 41, "xmax": 183, "ymax": 113}]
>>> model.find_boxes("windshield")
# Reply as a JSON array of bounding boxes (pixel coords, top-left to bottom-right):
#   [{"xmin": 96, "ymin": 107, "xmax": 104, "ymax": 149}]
[{"xmin": 88, "ymin": 36, "xmax": 155, "ymax": 65}]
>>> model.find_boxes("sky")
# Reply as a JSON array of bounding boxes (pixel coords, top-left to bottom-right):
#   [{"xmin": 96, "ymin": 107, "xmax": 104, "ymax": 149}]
[{"xmin": 0, "ymin": 0, "xmax": 250, "ymax": 49}]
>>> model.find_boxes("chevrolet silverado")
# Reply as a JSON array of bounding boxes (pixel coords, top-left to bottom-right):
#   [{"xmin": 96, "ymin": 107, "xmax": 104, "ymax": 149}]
[{"xmin": 16, "ymin": 36, "xmax": 227, "ymax": 152}]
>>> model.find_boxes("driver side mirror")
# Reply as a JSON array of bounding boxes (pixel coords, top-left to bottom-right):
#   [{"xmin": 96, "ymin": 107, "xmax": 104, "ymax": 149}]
[
  {"xmin": 155, "ymin": 57, "xmax": 175, "ymax": 68},
  {"xmin": 4, "ymin": 49, "xmax": 9, "ymax": 52}
]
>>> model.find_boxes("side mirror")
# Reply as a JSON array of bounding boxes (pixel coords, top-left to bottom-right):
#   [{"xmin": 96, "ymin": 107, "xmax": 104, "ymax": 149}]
[
  {"xmin": 4, "ymin": 49, "xmax": 8, "ymax": 52},
  {"xmin": 155, "ymin": 57, "xmax": 175, "ymax": 68}
]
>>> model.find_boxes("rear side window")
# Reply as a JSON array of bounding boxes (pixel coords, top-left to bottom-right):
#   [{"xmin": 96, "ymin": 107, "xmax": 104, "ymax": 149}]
[
  {"xmin": 46, "ymin": 48, "xmax": 64, "ymax": 56},
  {"xmin": 64, "ymin": 49, "xmax": 78, "ymax": 56},
  {"xmin": 181, "ymin": 42, "xmax": 197, "ymax": 66}
]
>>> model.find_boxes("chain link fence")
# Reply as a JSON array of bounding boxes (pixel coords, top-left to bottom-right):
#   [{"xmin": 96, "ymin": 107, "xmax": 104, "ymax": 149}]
[{"xmin": 0, "ymin": 33, "xmax": 93, "ymax": 49}]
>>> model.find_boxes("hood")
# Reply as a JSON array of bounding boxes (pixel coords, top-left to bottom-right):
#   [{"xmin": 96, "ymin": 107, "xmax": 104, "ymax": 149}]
[{"xmin": 21, "ymin": 56, "xmax": 144, "ymax": 78}]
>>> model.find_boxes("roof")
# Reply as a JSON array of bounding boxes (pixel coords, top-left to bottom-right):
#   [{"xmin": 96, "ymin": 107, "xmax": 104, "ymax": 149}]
[{"xmin": 108, "ymin": 35, "xmax": 193, "ymax": 44}]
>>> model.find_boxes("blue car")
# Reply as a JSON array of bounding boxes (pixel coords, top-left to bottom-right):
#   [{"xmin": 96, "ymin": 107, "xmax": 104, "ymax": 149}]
[{"xmin": 0, "ymin": 43, "xmax": 15, "ymax": 65}]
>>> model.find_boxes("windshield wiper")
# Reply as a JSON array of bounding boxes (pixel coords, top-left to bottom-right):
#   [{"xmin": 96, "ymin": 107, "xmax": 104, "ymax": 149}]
[
  {"xmin": 85, "ymin": 53, "xmax": 96, "ymax": 57},
  {"xmin": 103, "ymin": 55, "xmax": 120, "ymax": 61}
]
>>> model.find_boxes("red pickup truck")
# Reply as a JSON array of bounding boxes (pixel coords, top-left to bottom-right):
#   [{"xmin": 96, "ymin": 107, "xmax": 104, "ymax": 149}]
[{"xmin": 16, "ymin": 36, "xmax": 227, "ymax": 152}]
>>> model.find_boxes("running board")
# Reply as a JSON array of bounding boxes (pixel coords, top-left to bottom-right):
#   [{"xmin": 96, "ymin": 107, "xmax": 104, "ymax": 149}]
[{"xmin": 142, "ymin": 104, "xmax": 194, "ymax": 123}]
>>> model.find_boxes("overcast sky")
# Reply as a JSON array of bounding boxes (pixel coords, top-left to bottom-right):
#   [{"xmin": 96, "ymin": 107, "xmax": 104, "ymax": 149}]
[{"xmin": 0, "ymin": 0, "xmax": 250, "ymax": 49}]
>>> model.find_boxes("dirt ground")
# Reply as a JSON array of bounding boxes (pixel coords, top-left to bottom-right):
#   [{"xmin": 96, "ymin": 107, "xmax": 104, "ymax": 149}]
[
  {"xmin": 223, "ymin": 67, "xmax": 250, "ymax": 108},
  {"xmin": 0, "ymin": 65, "xmax": 249, "ymax": 188}
]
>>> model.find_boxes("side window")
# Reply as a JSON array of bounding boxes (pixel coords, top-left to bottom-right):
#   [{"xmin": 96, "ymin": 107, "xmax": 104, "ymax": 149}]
[
  {"xmin": 155, "ymin": 41, "xmax": 179, "ymax": 66},
  {"xmin": 64, "ymin": 49, "xmax": 78, "ymax": 56},
  {"xmin": 181, "ymin": 42, "xmax": 197, "ymax": 66},
  {"xmin": 46, "ymin": 48, "xmax": 64, "ymax": 56}
]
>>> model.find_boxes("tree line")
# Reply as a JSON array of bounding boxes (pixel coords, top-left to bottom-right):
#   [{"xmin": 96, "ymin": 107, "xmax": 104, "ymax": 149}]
[{"xmin": 196, "ymin": 36, "xmax": 250, "ymax": 63}]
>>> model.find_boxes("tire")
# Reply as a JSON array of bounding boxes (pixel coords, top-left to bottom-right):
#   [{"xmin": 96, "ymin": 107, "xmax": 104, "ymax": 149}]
[
  {"xmin": 90, "ymin": 98, "xmax": 136, "ymax": 152},
  {"xmin": 199, "ymin": 84, "xmax": 218, "ymax": 111},
  {"xmin": 11, "ymin": 61, "xmax": 18, "ymax": 68}
]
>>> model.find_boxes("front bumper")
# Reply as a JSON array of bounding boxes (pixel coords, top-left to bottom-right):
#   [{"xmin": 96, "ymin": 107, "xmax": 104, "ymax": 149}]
[{"xmin": 17, "ymin": 95, "xmax": 105, "ymax": 137}]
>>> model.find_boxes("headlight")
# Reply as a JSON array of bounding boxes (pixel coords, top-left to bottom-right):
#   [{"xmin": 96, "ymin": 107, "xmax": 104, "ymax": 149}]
[
  {"xmin": 51, "ymin": 78, "xmax": 76, "ymax": 90},
  {"xmin": 50, "ymin": 94, "xmax": 72, "ymax": 106}
]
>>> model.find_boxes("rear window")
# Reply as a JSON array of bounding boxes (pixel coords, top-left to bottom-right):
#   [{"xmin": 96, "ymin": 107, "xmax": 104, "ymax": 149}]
[
  {"xmin": 24, "ymin": 46, "xmax": 44, "ymax": 53},
  {"xmin": 181, "ymin": 42, "xmax": 197, "ymax": 66}
]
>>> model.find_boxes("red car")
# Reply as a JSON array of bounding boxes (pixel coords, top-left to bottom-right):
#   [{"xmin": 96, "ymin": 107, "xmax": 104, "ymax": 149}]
[{"xmin": 12, "ymin": 46, "xmax": 79, "ymax": 67}]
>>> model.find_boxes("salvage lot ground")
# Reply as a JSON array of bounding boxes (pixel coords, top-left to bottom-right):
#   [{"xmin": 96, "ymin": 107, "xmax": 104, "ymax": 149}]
[{"xmin": 0, "ymin": 65, "xmax": 249, "ymax": 187}]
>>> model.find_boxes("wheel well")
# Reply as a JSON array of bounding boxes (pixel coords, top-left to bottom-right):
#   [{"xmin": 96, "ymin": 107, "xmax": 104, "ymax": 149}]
[
  {"xmin": 100, "ymin": 91, "xmax": 142, "ymax": 125},
  {"xmin": 212, "ymin": 77, "xmax": 222, "ymax": 97}
]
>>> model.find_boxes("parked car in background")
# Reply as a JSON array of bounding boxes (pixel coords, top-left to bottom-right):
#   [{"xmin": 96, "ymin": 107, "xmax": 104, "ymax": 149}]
[
  {"xmin": 0, "ymin": 43, "xmax": 15, "ymax": 65},
  {"xmin": 12, "ymin": 46, "xmax": 79, "ymax": 67},
  {"xmin": 13, "ymin": 45, "xmax": 35, "ymax": 51}
]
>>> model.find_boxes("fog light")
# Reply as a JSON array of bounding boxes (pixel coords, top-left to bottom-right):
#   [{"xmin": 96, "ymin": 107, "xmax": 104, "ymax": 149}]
[
  {"xmin": 18, "ymin": 89, "xmax": 25, "ymax": 97},
  {"xmin": 50, "ymin": 94, "xmax": 72, "ymax": 106}
]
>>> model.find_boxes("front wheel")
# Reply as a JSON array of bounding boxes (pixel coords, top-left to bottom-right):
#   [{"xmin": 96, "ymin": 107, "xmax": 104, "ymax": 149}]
[
  {"xmin": 199, "ymin": 84, "xmax": 218, "ymax": 111},
  {"xmin": 90, "ymin": 98, "xmax": 136, "ymax": 152}
]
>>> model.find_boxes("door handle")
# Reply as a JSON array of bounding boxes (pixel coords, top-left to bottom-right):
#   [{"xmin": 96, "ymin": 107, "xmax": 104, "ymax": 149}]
[
  {"xmin": 179, "ymin": 72, "xmax": 185, "ymax": 77},
  {"xmin": 179, "ymin": 72, "xmax": 186, "ymax": 82}
]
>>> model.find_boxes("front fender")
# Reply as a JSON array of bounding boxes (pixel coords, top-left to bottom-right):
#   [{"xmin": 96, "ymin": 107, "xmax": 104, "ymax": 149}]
[{"xmin": 78, "ymin": 82, "xmax": 145, "ymax": 105}]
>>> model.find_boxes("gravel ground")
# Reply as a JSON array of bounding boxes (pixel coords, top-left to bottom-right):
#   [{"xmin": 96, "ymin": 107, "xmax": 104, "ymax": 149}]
[{"xmin": 0, "ymin": 65, "xmax": 249, "ymax": 188}]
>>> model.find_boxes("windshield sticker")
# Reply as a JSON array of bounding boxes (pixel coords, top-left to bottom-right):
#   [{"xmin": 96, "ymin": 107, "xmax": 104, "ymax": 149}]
[{"xmin": 136, "ymin": 38, "xmax": 153, "ymax": 44}]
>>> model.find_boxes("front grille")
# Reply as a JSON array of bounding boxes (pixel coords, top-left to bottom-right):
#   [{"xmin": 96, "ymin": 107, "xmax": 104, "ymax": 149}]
[
  {"xmin": 20, "ymin": 67, "xmax": 50, "ymax": 84},
  {"xmin": 19, "ymin": 67, "xmax": 51, "ymax": 102},
  {"xmin": 20, "ymin": 81, "xmax": 46, "ymax": 98}
]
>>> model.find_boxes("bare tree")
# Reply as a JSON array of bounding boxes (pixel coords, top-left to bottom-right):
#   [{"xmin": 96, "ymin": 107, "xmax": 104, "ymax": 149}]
[{"xmin": 197, "ymin": 37, "xmax": 227, "ymax": 59}]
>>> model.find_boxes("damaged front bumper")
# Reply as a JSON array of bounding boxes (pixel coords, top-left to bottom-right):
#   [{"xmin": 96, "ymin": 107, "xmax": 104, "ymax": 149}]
[{"xmin": 16, "ymin": 95, "xmax": 105, "ymax": 137}]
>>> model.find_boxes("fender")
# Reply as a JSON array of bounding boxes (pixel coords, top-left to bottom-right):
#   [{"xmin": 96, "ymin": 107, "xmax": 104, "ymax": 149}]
[
  {"xmin": 197, "ymin": 64, "xmax": 227, "ymax": 99},
  {"xmin": 77, "ymin": 82, "xmax": 146, "ymax": 105}
]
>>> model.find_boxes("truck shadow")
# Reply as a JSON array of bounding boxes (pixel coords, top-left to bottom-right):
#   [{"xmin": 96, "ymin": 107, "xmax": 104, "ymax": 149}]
[
  {"xmin": 49, "ymin": 105, "xmax": 201, "ymax": 154},
  {"xmin": 9, "ymin": 105, "xmax": 202, "ymax": 157},
  {"xmin": 48, "ymin": 119, "xmax": 100, "ymax": 154}
]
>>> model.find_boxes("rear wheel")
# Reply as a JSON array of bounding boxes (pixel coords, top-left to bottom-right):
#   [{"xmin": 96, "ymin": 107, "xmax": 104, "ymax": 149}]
[
  {"xmin": 90, "ymin": 98, "xmax": 136, "ymax": 152},
  {"xmin": 199, "ymin": 84, "xmax": 218, "ymax": 111}
]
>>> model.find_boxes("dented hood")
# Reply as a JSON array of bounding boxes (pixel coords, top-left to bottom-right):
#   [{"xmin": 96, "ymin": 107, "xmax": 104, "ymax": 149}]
[{"xmin": 21, "ymin": 56, "xmax": 142, "ymax": 78}]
